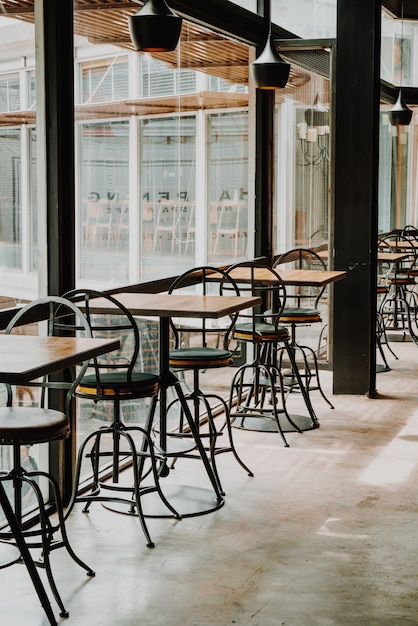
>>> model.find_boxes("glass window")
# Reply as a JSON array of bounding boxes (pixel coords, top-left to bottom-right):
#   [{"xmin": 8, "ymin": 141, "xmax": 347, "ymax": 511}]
[
  {"xmin": 275, "ymin": 58, "xmax": 331, "ymax": 254},
  {"xmin": 79, "ymin": 56, "xmax": 129, "ymax": 104},
  {"xmin": 141, "ymin": 57, "xmax": 196, "ymax": 98},
  {"xmin": 28, "ymin": 70, "xmax": 36, "ymax": 110},
  {"xmin": 381, "ymin": 11, "xmax": 417, "ymax": 86},
  {"xmin": 207, "ymin": 112, "xmax": 248, "ymax": 264},
  {"xmin": 0, "ymin": 128, "xmax": 22, "ymax": 269},
  {"xmin": 29, "ymin": 128, "xmax": 37, "ymax": 271},
  {"xmin": 0, "ymin": 73, "xmax": 20, "ymax": 112},
  {"xmin": 79, "ymin": 120, "xmax": 129, "ymax": 283},
  {"xmin": 274, "ymin": 0, "xmax": 336, "ymax": 39},
  {"xmin": 227, "ymin": 0, "xmax": 257, "ymax": 10},
  {"xmin": 140, "ymin": 115, "xmax": 196, "ymax": 280}
]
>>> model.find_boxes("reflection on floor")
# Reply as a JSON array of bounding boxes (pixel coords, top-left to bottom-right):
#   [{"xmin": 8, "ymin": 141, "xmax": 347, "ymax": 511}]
[{"xmin": 2, "ymin": 340, "xmax": 418, "ymax": 625}]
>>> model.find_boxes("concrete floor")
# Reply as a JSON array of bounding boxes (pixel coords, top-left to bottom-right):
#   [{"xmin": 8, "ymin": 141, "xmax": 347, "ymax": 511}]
[{"xmin": 2, "ymin": 340, "xmax": 418, "ymax": 625}]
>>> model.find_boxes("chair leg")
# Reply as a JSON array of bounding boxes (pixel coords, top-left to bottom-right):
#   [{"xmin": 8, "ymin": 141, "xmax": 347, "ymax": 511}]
[
  {"xmin": 228, "ymin": 360, "xmax": 291, "ymax": 447},
  {"xmin": 0, "ymin": 470, "xmax": 94, "ymax": 619},
  {"xmin": 164, "ymin": 371, "xmax": 253, "ymax": 494},
  {"xmin": 66, "ymin": 396, "xmax": 180, "ymax": 548},
  {"xmin": 0, "ymin": 481, "xmax": 58, "ymax": 625}
]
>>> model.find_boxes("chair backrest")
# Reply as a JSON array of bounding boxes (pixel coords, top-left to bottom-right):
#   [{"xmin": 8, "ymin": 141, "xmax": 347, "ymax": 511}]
[
  {"xmin": 401, "ymin": 225, "xmax": 418, "ymax": 241},
  {"xmin": 223, "ymin": 260, "xmax": 287, "ymax": 340},
  {"xmin": 273, "ymin": 248, "xmax": 326, "ymax": 308},
  {"xmin": 378, "ymin": 233, "xmax": 417, "ymax": 275},
  {"xmin": 62, "ymin": 289, "xmax": 144, "ymax": 386},
  {"xmin": 5, "ymin": 296, "xmax": 93, "ymax": 411},
  {"xmin": 168, "ymin": 266, "xmax": 239, "ymax": 350}
]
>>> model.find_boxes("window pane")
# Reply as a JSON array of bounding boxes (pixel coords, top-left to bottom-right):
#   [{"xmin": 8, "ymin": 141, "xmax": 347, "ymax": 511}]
[
  {"xmin": 140, "ymin": 115, "xmax": 196, "ymax": 280},
  {"xmin": 0, "ymin": 128, "xmax": 22, "ymax": 269},
  {"xmin": 275, "ymin": 0, "xmax": 336, "ymax": 38},
  {"xmin": 207, "ymin": 112, "xmax": 248, "ymax": 264},
  {"xmin": 29, "ymin": 128, "xmax": 37, "ymax": 271},
  {"xmin": 80, "ymin": 56, "xmax": 129, "ymax": 104},
  {"xmin": 0, "ymin": 73, "xmax": 20, "ymax": 112},
  {"xmin": 79, "ymin": 121, "xmax": 129, "ymax": 283}
]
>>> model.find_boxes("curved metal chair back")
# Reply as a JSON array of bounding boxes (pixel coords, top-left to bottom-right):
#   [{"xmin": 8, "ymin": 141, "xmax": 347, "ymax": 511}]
[
  {"xmin": 274, "ymin": 248, "xmax": 326, "ymax": 309},
  {"xmin": 168, "ymin": 266, "xmax": 240, "ymax": 352},
  {"xmin": 5, "ymin": 295, "xmax": 92, "ymax": 413},
  {"xmin": 223, "ymin": 260, "xmax": 287, "ymax": 343},
  {"xmin": 62, "ymin": 289, "xmax": 144, "ymax": 396}
]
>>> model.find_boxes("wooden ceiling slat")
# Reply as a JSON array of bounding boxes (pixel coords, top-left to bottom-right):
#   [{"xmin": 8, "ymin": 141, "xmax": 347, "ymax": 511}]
[{"xmin": 0, "ymin": 0, "xmax": 251, "ymax": 85}]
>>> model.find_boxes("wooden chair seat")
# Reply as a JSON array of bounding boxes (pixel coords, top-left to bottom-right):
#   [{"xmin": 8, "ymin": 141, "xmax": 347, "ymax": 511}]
[
  {"xmin": 0, "ymin": 407, "xmax": 69, "ymax": 444},
  {"xmin": 77, "ymin": 371, "xmax": 159, "ymax": 397},
  {"xmin": 169, "ymin": 346, "xmax": 232, "ymax": 369}
]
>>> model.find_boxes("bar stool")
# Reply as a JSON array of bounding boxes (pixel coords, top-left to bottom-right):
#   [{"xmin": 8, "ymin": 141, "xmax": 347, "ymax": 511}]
[
  {"xmin": 378, "ymin": 233, "xmax": 418, "ymax": 343},
  {"xmin": 63, "ymin": 289, "xmax": 180, "ymax": 548},
  {"xmin": 224, "ymin": 261, "xmax": 318, "ymax": 446},
  {"xmin": 273, "ymin": 248, "xmax": 334, "ymax": 409},
  {"xmin": 0, "ymin": 296, "xmax": 95, "ymax": 619},
  {"xmin": 164, "ymin": 266, "xmax": 253, "ymax": 494}
]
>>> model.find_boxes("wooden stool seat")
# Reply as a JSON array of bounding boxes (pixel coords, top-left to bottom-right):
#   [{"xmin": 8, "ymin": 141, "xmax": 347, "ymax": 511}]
[{"xmin": 0, "ymin": 407, "xmax": 70, "ymax": 444}]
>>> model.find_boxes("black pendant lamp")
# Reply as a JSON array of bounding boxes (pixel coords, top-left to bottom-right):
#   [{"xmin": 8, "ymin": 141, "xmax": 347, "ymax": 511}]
[
  {"xmin": 129, "ymin": 0, "xmax": 183, "ymax": 53},
  {"xmin": 250, "ymin": 0, "xmax": 290, "ymax": 90},
  {"xmin": 389, "ymin": 89, "xmax": 413, "ymax": 126},
  {"xmin": 389, "ymin": 1, "xmax": 412, "ymax": 126}
]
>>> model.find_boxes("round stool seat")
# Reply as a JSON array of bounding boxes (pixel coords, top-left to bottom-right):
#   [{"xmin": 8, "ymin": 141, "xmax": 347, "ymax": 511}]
[
  {"xmin": 0, "ymin": 407, "xmax": 70, "ymax": 445},
  {"xmin": 279, "ymin": 307, "xmax": 321, "ymax": 323},
  {"xmin": 169, "ymin": 347, "xmax": 232, "ymax": 368},
  {"xmin": 234, "ymin": 321, "xmax": 290, "ymax": 342}
]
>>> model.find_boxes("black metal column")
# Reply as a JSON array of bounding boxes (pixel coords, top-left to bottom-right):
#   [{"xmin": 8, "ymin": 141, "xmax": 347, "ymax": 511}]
[
  {"xmin": 35, "ymin": 0, "xmax": 75, "ymax": 297},
  {"xmin": 332, "ymin": 0, "xmax": 380, "ymax": 394},
  {"xmin": 254, "ymin": 90, "xmax": 275, "ymax": 261},
  {"xmin": 35, "ymin": 0, "xmax": 75, "ymax": 501}
]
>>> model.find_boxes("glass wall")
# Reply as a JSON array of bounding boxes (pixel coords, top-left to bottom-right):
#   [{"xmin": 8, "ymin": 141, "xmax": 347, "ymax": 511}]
[
  {"xmin": 275, "ymin": 0, "xmax": 336, "ymax": 38},
  {"xmin": 0, "ymin": 128, "xmax": 22, "ymax": 269},
  {"xmin": 79, "ymin": 120, "xmax": 130, "ymax": 283}
]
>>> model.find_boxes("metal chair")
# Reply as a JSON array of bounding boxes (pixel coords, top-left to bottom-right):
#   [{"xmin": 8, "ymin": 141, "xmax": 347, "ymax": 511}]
[
  {"xmin": 273, "ymin": 248, "xmax": 334, "ymax": 409},
  {"xmin": 0, "ymin": 296, "xmax": 95, "ymax": 619},
  {"xmin": 378, "ymin": 233, "xmax": 418, "ymax": 343},
  {"xmin": 164, "ymin": 266, "xmax": 253, "ymax": 495},
  {"xmin": 62, "ymin": 289, "xmax": 180, "ymax": 548},
  {"xmin": 224, "ymin": 260, "xmax": 319, "ymax": 446}
]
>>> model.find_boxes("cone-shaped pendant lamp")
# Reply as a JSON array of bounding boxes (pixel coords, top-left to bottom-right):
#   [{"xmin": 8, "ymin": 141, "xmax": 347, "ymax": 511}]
[
  {"xmin": 129, "ymin": 0, "xmax": 183, "ymax": 52},
  {"xmin": 389, "ymin": 89, "xmax": 413, "ymax": 126},
  {"xmin": 250, "ymin": 0, "xmax": 290, "ymax": 90}
]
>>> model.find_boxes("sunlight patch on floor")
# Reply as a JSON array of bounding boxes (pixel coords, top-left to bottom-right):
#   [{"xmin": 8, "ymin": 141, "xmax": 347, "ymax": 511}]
[{"xmin": 358, "ymin": 410, "xmax": 418, "ymax": 487}]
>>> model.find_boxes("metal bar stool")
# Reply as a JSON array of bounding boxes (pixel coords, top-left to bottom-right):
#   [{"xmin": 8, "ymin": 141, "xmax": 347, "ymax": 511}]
[
  {"xmin": 63, "ymin": 289, "xmax": 181, "ymax": 548},
  {"xmin": 0, "ymin": 296, "xmax": 96, "ymax": 619}
]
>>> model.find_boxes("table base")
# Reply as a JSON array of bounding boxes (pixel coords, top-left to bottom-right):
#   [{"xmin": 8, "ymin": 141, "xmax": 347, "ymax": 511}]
[
  {"xmin": 103, "ymin": 484, "xmax": 224, "ymax": 519},
  {"xmin": 233, "ymin": 414, "xmax": 319, "ymax": 433}
]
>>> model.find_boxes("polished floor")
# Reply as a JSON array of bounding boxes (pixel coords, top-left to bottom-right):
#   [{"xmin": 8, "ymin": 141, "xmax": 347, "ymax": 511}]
[{"xmin": 2, "ymin": 340, "xmax": 418, "ymax": 625}]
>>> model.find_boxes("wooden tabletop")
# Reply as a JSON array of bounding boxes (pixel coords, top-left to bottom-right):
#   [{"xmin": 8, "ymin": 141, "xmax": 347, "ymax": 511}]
[
  {"xmin": 377, "ymin": 251, "xmax": 411, "ymax": 263},
  {"xmin": 83, "ymin": 292, "xmax": 262, "ymax": 319},
  {"xmin": 383, "ymin": 240, "xmax": 418, "ymax": 249},
  {"xmin": 222, "ymin": 266, "xmax": 346, "ymax": 287},
  {"xmin": 318, "ymin": 250, "xmax": 409, "ymax": 264},
  {"xmin": 0, "ymin": 335, "xmax": 120, "ymax": 385}
]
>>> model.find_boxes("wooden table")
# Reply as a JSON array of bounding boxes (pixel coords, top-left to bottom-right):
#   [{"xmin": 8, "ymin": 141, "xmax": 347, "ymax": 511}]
[
  {"xmin": 212, "ymin": 265, "xmax": 347, "ymax": 432},
  {"xmin": 84, "ymin": 292, "xmax": 261, "ymax": 517},
  {"xmin": 0, "ymin": 333, "xmax": 120, "ymax": 626},
  {"xmin": 383, "ymin": 239, "xmax": 418, "ymax": 249},
  {"xmin": 318, "ymin": 249, "xmax": 411, "ymax": 265},
  {"xmin": 218, "ymin": 266, "xmax": 347, "ymax": 287},
  {"xmin": 377, "ymin": 251, "xmax": 411, "ymax": 264},
  {"xmin": 0, "ymin": 334, "xmax": 120, "ymax": 384}
]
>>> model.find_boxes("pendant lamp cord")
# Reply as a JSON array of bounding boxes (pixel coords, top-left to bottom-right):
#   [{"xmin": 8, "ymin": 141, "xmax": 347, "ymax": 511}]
[{"xmin": 400, "ymin": 0, "xmax": 404, "ymax": 85}]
